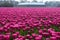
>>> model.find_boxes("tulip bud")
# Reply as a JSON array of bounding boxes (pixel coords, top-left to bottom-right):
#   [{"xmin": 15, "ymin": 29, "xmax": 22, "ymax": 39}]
[{"xmin": 50, "ymin": 37, "xmax": 57, "ymax": 40}]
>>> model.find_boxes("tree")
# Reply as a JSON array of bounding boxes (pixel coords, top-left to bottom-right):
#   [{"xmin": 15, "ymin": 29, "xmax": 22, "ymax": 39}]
[
  {"xmin": 0, "ymin": 2, "xmax": 14, "ymax": 7},
  {"xmin": 32, "ymin": 0, "xmax": 37, "ymax": 2}
]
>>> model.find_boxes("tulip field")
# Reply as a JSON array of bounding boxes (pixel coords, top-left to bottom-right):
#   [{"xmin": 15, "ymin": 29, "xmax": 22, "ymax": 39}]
[{"xmin": 0, "ymin": 8, "xmax": 60, "ymax": 40}]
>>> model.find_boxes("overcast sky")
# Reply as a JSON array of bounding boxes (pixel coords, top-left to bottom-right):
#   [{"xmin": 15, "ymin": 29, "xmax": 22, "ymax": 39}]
[{"xmin": 15, "ymin": 0, "xmax": 60, "ymax": 2}]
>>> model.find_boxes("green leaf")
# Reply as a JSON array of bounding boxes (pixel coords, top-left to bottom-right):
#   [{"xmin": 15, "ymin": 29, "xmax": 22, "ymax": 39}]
[
  {"xmin": 51, "ymin": 25, "xmax": 60, "ymax": 32},
  {"xmin": 19, "ymin": 29, "xmax": 28, "ymax": 36},
  {"xmin": 24, "ymin": 30, "xmax": 28, "ymax": 35},
  {"xmin": 42, "ymin": 37, "xmax": 46, "ymax": 40},
  {"xmin": 34, "ymin": 28, "xmax": 39, "ymax": 34},
  {"xmin": 2, "ymin": 32, "xmax": 6, "ymax": 34},
  {"xmin": 19, "ymin": 29, "xmax": 24, "ymax": 36},
  {"xmin": 41, "ymin": 26, "xmax": 44, "ymax": 29},
  {"xmin": 10, "ymin": 35, "xmax": 13, "ymax": 40}
]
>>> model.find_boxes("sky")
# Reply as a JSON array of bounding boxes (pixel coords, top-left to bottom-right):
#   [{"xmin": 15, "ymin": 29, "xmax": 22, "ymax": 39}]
[{"xmin": 15, "ymin": 0, "xmax": 60, "ymax": 2}]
